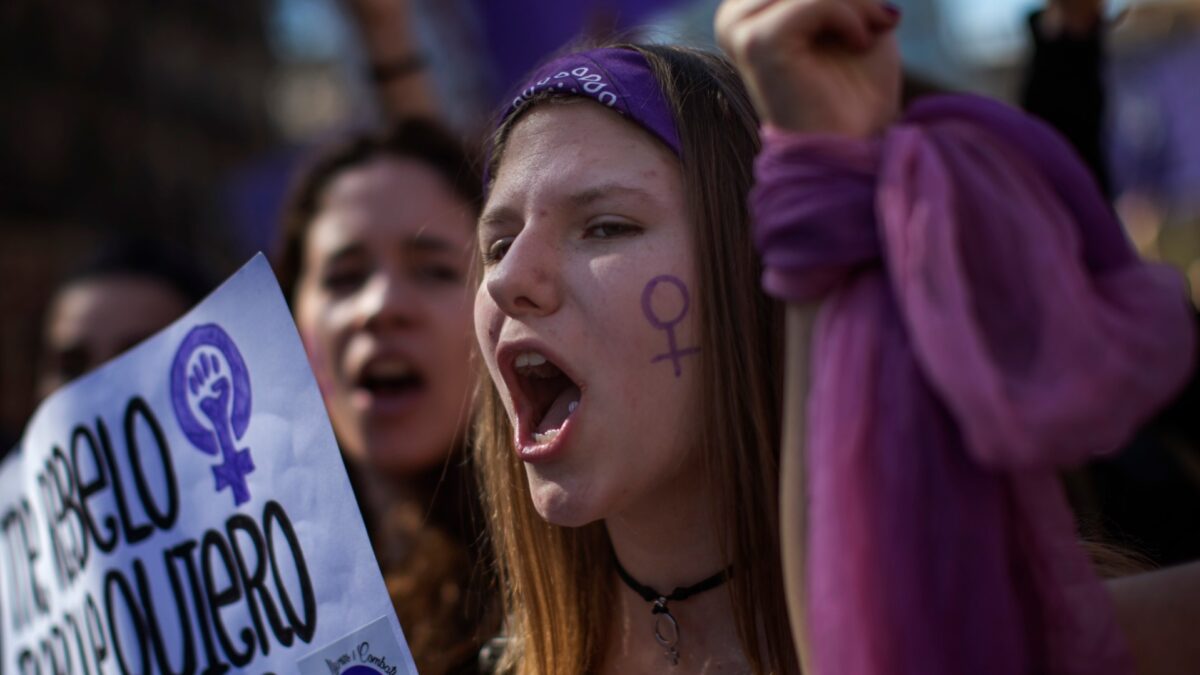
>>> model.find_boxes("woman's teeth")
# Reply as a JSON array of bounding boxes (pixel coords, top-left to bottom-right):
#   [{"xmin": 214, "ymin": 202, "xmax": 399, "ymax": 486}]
[
  {"xmin": 532, "ymin": 429, "xmax": 559, "ymax": 444},
  {"xmin": 366, "ymin": 359, "xmax": 414, "ymax": 378},
  {"xmin": 515, "ymin": 351, "xmax": 547, "ymax": 369},
  {"xmin": 530, "ymin": 398, "xmax": 579, "ymax": 445},
  {"xmin": 515, "ymin": 350, "xmax": 563, "ymax": 379}
]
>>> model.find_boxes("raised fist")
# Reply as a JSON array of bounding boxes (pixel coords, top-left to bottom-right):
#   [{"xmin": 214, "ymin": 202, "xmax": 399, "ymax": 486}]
[{"xmin": 715, "ymin": 0, "xmax": 903, "ymax": 137}]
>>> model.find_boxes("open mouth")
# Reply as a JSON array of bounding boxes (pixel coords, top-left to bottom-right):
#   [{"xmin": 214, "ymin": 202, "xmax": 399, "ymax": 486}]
[
  {"xmin": 357, "ymin": 358, "xmax": 425, "ymax": 398},
  {"xmin": 511, "ymin": 350, "xmax": 581, "ymax": 445}
]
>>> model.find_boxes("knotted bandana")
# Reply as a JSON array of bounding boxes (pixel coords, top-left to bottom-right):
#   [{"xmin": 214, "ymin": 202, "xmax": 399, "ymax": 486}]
[{"xmin": 496, "ymin": 47, "xmax": 681, "ymax": 158}]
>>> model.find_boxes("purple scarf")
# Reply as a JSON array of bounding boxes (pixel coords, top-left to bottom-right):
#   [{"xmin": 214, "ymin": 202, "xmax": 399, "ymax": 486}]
[{"xmin": 753, "ymin": 94, "xmax": 1195, "ymax": 674}]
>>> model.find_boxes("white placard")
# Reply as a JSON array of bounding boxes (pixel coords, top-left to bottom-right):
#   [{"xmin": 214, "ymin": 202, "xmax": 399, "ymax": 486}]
[{"xmin": 0, "ymin": 254, "xmax": 416, "ymax": 675}]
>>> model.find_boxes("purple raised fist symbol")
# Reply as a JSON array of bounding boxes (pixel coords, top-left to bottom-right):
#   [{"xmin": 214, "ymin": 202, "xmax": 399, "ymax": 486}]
[
  {"xmin": 642, "ymin": 275, "xmax": 701, "ymax": 378},
  {"xmin": 192, "ymin": 352, "xmax": 228, "ymax": 419},
  {"xmin": 171, "ymin": 324, "xmax": 255, "ymax": 506}
]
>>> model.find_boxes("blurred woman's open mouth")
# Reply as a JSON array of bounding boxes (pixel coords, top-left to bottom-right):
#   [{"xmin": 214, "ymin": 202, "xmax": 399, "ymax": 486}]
[{"xmin": 352, "ymin": 355, "xmax": 427, "ymax": 414}]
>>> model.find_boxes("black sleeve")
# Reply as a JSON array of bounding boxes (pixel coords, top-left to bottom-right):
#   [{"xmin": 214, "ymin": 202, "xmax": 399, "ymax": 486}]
[{"xmin": 1020, "ymin": 10, "xmax": 1111, "ymax": 197}]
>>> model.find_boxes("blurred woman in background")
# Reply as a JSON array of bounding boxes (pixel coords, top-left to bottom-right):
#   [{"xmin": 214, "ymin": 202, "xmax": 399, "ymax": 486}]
[{"xmin": 276, "ymin": 117, "xmax": 491, "ymax": 675}]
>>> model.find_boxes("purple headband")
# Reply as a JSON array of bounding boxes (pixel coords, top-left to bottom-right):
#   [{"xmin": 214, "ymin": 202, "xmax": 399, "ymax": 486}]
[{"xmin": 497, "ymin": 47, "xmax": 682, "ymax": 158}]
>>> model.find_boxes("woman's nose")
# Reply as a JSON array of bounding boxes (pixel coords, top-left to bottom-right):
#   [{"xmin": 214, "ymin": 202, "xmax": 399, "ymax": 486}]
[
  {"xmin": 359, "ymin": 269, "xmax": 421, "ymax": 330},
  {"xmin": 484, "ymin": 230, "xmax": 563, "ymax": 319}
]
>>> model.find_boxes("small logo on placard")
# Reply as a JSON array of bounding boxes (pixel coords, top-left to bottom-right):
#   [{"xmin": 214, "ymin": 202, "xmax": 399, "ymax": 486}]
[
  {"xmin": 300, "ymin": 616, "xmax": 412, "ymax": 675},
  {"xmin": 341, "ymin": 663, "xmax": 388, "ymax": 675},
  {"xmin": 321, "ymin": 643, "xmax": 400, "ymax": 675},
  {"xmin": 170, "ymin": 323, "xmax": 255, "ymax": 505}
]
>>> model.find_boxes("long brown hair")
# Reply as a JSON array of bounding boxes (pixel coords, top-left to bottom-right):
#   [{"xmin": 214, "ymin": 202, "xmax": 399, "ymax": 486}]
[{"xmin": 475, "ymin": 44, "xmax": 795, "ymax": 674}]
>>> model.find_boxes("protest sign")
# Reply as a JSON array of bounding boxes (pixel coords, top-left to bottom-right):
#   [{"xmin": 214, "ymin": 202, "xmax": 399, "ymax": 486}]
[{"xmin": 0, "ymin": 254, "xmax": 417, "ymax": 675}]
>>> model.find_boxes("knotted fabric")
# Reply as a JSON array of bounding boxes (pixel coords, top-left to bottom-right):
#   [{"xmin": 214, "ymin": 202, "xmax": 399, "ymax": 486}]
[{"xmin": 753, "ymin": 94, "xmax": 1195, "ymax": 675}]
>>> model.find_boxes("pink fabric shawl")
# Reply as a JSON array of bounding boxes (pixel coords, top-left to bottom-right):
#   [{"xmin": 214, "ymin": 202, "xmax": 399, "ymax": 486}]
[{"xmin": 752, "ymin": 94, "xmax": 1195, "ymax": 675}]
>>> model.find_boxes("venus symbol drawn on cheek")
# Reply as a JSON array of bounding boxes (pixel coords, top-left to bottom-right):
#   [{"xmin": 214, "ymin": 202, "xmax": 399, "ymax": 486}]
[{"xmin": 641, "ymin": 275, "xmax": 700, "ymax": 378}]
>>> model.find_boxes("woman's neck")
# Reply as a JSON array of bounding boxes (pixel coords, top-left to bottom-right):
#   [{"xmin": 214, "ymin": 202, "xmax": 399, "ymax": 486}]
[
  {"xmin": 346, "ymin": 459, "xmax": 451, "ymax": 566},
  {"xmin": 354, "ymin": 463, "xmax": 425, "ymax": 520},
  {"xmin": 601, "ymin": 469, "xmax": 749, "ymax": 674}
]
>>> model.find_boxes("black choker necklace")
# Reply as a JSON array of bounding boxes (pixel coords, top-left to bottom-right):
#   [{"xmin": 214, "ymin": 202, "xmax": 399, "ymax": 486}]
[{"xmin": 613, "ymin": 558, "xmax": 733, "ymax": 666}]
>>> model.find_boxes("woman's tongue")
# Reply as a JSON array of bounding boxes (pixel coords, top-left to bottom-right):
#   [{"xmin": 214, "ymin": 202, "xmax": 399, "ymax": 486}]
[{"xmin": 535, "ymin": 383, "xmax": 581, "ymax": 436}]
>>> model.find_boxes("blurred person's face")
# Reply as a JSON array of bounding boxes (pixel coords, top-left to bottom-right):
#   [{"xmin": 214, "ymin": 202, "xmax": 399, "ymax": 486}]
[
  {"xmin": 39, "ymin": 275, "xmax": 190, "ymax": 398},
  {"xmin": 293, "ymin": 157, "xmax": 476, "ymax": 476}
]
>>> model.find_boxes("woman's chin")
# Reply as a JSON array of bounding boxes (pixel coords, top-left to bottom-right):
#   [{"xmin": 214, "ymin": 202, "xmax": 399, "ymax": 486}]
[{"xmin": 527, "ymin": 476, "xmax": 607, "ymax": 528}]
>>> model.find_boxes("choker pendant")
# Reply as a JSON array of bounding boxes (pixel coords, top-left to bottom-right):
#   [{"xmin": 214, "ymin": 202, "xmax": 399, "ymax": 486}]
[
  {"xmin": 614, "ymin": 558, "xmax": 733, "ymax": 666},
  {"xmin": 652, "ymin": 597, "xmax": 681, "ymax": 665}
]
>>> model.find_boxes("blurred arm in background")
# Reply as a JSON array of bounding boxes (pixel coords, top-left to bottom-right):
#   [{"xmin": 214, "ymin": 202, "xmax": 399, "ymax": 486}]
[{"xmin": 341, "ymin": 0, "xmax": 442, "ymax": 122}]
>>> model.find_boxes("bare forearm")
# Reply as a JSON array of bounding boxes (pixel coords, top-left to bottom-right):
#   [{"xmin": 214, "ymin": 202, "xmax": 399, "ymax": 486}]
[
  {"xmin": 780, "ymin": 304, "xmax": 819, "ymax": 673},
  {"xmin": 1108, "ymin": 561, "xmax": 1200, "ymax": 675}
]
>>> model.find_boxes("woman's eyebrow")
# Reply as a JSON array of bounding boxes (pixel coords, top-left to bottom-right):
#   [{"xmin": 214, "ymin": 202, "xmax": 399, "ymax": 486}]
[
  {"xmin": 477, "ymin": 182, "xmax": 657, "ymax": 229},
  {"xmin": 478, "ymin": 205, "xmax": 520, "ymax": 230},
  {"xmin": 326, "ymin": 235, "xmax": 460, "ymax": 266},
  {"xmin": 568, "ymin": 182, "xmax": 657, "ymax": 208},
  {"xmin": 402, "ymin": 233, "xmax": 459, "ymax": 253},
  {"xmin": 325, "ymin": 242, "xmax": 368, "ymax": 267}
]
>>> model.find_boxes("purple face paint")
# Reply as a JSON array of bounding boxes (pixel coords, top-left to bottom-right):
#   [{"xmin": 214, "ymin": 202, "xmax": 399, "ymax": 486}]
[{"xmin": 641, "ymin": 275, "xmax": 700, "ymax": 377}]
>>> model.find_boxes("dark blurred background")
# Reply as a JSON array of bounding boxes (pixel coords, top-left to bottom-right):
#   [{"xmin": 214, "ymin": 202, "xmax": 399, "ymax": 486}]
[
  {"xmin": 3, "ymin": 0, "xmax": 1199, "ymax": 460},
  {"xmin": 1, "ymin": 0, "xmax": 281, "ymax": 446}
]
